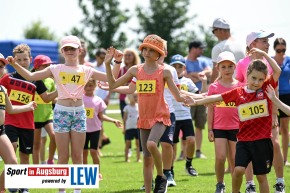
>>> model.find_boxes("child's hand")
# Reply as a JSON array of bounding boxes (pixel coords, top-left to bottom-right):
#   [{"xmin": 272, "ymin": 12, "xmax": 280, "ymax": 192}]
[
  {"xmin": 208, "ymin": 130, "xmax": 214, "ymax": 142},
  {"xmin": 6, "ymin": 56, "xmax": 15, "ymax": 66},
  {"xmin": 183, "ymin": 96, "xmax": 196, "ymax": 106},
  {"xmin": 114, "ymin": 120, "xmax": 123, "ymax": 128},
  {"xmin": 198, "ymin": 72, "xmax": 207, "ymax": 81},
  {"xmin": 104, "ymin": 46, "xmax": 115, "ymax": 65},
  {"xmin": 248, "ymin": 48, "xmax": 265, "ymax": 59},
  {"xmin": 97, "ymin": 81, "xmax": 110, "ymax": 90},
  {"xmin": 114, "ymin": 49, "xmax": 124, "ymax": 63},
  {"xmin": 265, "ymin": 85, "xmax": 277, "ymax": 100},
  {"xmin": 28, "ymin": 101, "xmax": 37, "ymax": 111}
]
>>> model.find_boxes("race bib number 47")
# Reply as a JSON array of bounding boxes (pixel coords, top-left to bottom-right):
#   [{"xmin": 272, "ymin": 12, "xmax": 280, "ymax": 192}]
[
  {"xmin": 238, "ymin": 99, "xmax": 269, "ymax": 122},
  {"xmin": 136, "ymin": 80, "xmax": 156, "ymax": 93},
  {"xmin": 9, "ymin": 90, "xmax": 33, "ymax": 104},
  {"xmin": 60, "ymin": 72, "xmax": 85, "ymax": 85}
]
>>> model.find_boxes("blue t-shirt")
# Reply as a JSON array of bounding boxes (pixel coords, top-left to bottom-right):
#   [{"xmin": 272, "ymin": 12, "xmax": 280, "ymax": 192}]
[
  {"xmin": 278, "ymin": 56, "xmax": 290, "ymax": 95},
  {"xmin": 185, "ymin": 57, "xmax": 211, "ymax": 90}
]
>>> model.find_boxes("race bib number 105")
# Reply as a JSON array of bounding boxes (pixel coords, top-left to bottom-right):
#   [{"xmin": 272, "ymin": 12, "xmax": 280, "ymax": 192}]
[
  {"xmin": 136, "ymin": 80, "xmax": 156, "ymax": 93},
  {"xmin": 238, "ymin": 99, "xmax": 269, "ymax": 122}
]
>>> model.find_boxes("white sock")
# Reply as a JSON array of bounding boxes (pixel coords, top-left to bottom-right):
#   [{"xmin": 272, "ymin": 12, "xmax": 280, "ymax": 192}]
[
  {"xmin": 74, "ymin": 190, "xmax": 81, "ymax": 193},
  {"xmin": 246, "ymin": 180, "xmax": 255, "ymax": 187},
  {"xmin": 276, "ymin": 177, "xmax": 285, "ymax": 184},
  {"xmin": 58, "ymin": 191, "xmax": 66, "ymax": 193}
]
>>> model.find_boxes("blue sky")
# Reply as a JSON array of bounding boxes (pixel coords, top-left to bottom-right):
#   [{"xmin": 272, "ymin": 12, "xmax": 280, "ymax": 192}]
[{"xmin": 2, "ymin": 0, "xmax": 290, "ymax": 56}]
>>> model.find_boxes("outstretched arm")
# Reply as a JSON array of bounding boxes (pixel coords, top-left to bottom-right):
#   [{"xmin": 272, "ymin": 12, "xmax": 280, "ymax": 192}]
[
  {"xmin": 5, "ymin": 93, "xmax": 37, "ymax": 114},
  {"xmin": 184, "ymin": 94, "xmax": 223, "ymax": 106},
  {"xmin": 99, "ymin": 112, "xmax": 123, "ymax": 128},
  {"xmin": 266, "ymin": 85, "xmax": 290, "ymax": 116},
  {"xmin": 7, "ymin": 56, "xmax": 52, "ymax": 81}
]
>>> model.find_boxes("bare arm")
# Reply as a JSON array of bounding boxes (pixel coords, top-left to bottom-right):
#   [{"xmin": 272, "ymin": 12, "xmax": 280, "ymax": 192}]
[
  {"xmin": 180, "ymin": 90, "xmax": 204, "ymax": 99},
  {"xmin": 185, "ymin": 94, "xmax": 223, "ymax": 106},
  {"xmin": 7, "ymin": 56, "xmax": 52, "ymax": 81},
  {"xmin": 266, "ymin": 85, "xmax": 290, "ymax": 116},
  {"xmin": 39, "ymin": 90, "xmax": 58, "ymax": 103},
  {"xmin": 98, "ymin": 112, "xmax": 123, "ymax": 128},
  {"xmin": 164, "ymin": 69, "xmax": 184, "ymax": 102},
  {"xmin": 5, "ymin": 93, "xmax": 37, "ymax": 114},
  {"xmin": 207, "ymin": 104, "xmax": 214, "ymax": 142},
  {"xmin": 210, "ymin": 62, "xmax": 218, "ymax": 83}
]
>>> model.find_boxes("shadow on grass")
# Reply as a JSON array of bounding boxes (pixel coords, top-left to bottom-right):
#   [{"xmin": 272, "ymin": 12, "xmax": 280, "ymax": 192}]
[{"xmin": 113, "ymin": 189, "xmax": 143, "ymax": 193}]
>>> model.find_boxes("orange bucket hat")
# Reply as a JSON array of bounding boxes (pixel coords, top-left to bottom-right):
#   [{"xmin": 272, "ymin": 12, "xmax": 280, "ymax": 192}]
[{"xmin": 139, "ymin": 34, "xmax": 165, "ymax": 56}]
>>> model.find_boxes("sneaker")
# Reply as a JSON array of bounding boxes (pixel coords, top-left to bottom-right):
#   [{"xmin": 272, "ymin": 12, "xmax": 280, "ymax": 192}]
[
  {"xmin": 273, "ymin": 183, "xmax": 285, "ymax": 193},
  {"xmin": 19, "ymin": 189, "xmax": 29, "ymax": 193},
  {"xmin": 8, "ymin": 189, "xmax": 18, "ymax": 193},
  {"xmin": 245, "ymin": 184, "xmax": 256, "ymax": 193},
  {"xmin": 154, "ymin": 175, "xmax": 167, "ymax": 193},
  {"xmin": 195, "ymin": 151, "xmax": 206, "ymax": 159},
  {"xmin": 140, "ymin": 180, "xmax": 154, "ymax": 191},
  {"xmin": 128, "ymin": 148, "xmax": 132, "ymax": 158},
  {"xmin": 284, "ymin": 161, "xmax": 290, "ymax": 167},
  {"xmin": 47, "ymin": 159, "xmax": 54, "ymax": 164},
  {"xmin": 215, "ymin": 182, "xmax": 225, "ymax": 193},
  {"xmin": 164, "ymin": 171, "xmax": 176, "ymax": 187},
  {"xmin": 185, "ymin": 166, "xmax": 198, "ymax": 176}
]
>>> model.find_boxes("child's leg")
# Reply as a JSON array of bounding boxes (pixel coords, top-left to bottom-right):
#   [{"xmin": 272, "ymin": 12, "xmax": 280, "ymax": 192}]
[
  {"xmin": 214, "ymin": 138, "xmax": 227, "ymax": 183},
  {"xmin": 32, "ymin": 128, "xmax": 42, "ymax": 164},
  {"xmin": 44, "ymin": 122, "xmax": 56, "ymax": 163},
  {"xmin": 83, "ymin": 150, "xmax": 89, "ymax": 164},
  {"xmin": 55, "ymin": 132, "xmax": 70, "ymax": 164},
  {"xmin": 256, "ymin": 174, "xmax": 269, "ymax": 193},
  {"xmin": 71, "ymin": 130, "xmax": 86, "ymax": 164},
  {"xmin": 135, "ymin": 139, "xmax": 141, "ymax": 162},
  {"xmin": 125, "ymin": 140, "xmax": 131, "ymax": 162},
  {"xmin": 232, "ymin": 166, "xmax": 246, "ymax": 193},
  {"xmin": 40, "ymin": 135, "xmax": 47, "ymax": 164},
  {"xmin": 90, "ymin": 149, "xmax": 99, "ymax": 165},
  {"xmin": 228, "ymin": 140, "xmax": 237, "ymax": 175},
  {"xmin": 0, "ymin": 134, "xmax": 18, "ymax": 191},
  {"xmin": 147, "ymin": 123, "xmax": 166, "ymax": 176}
]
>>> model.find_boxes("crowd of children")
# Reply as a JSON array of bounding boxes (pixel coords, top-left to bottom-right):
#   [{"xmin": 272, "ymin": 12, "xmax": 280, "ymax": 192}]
[{"xmin": 0, "ymin": 27, "xmax": 289, "ymax": 193}]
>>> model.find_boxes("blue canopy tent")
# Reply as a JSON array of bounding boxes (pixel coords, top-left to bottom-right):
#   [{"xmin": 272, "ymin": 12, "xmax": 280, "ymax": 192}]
[{"xmin": 0, "ymin": 39, "xmax": 59, "ymax": 72}]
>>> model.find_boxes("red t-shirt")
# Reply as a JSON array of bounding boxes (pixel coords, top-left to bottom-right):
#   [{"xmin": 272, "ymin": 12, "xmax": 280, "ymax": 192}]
[
  {"xmin": 222, "ymin": 76, "xmax": 277, "ymax": 141},
  {"xmin": 0, "ymin": 72, "xmax": 47, "ymax": 129}
]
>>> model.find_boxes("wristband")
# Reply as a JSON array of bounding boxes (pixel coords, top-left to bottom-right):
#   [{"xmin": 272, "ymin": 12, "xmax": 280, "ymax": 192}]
[{"xmin": 114, "ymin": 60, "xmax": 122, "ymax": 64}]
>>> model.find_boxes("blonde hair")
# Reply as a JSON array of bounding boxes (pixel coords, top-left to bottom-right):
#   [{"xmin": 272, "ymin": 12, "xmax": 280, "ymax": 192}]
[
  {"xmin": 13, "ymin": 44, "xmax": 32, "ymax": 57},
  {"xmin": 124, "ymin": 48, "xmax": 141, "ymax": 65}
]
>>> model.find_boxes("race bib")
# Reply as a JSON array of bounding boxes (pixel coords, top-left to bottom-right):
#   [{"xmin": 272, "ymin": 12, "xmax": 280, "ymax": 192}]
[
  {"xmin": 59, "ymin": 72, "xmax": 85, "ymax": 85},
  {"xmin": 34, "ymin": 94, "xmax": 52, "ymax": 104},
  {"xmin": 238, "ymin": 99, "xmax": 269, "ymax": 122},
  {"xmin": 216, "ymin": 101, "xmax": 236, "ymax": 108},
  {"xmin": 0, "ymin": 92, "xmax": 5, "ymax": 105},
  {"xmin": 136, "ymin": 80, "xmax": 156, "ymax": 93},
  {"xmin": 85, "ymin": 108, "xmax": 94, "ymax": 119},
  {"xmin": 180, "ymin": 84, "xmax": 188, "ymax": 91},
  {"xmin": 9, "ymin": 89, "xmax": 33, "ymax": 104}
]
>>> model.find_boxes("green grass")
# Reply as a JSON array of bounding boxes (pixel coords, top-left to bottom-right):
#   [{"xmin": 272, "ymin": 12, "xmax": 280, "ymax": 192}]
[{"xmin": 1, "ymin": 105, "xmax": 290, "ymax": 193}]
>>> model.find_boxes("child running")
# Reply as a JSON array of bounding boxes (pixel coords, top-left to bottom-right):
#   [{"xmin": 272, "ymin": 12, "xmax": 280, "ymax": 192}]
[
  {"xmin": 83, "ymin": 79, "xmax": 122, "ymax": 181},
  {"xmin": 6, "ymin": 35, "xmax": 122, "ymax": 193},
  {"xmin": 0, "ymin": 54, "xmax": 37, "ymax": 193},
  {"xmin": 32, "ymin": 55, "xmax": 57, "ymax": 165},
  {"xmin": 123, "ymin": 93, "xmax": 141, "ymax": 162},
  {"xmin": 184, "ymin": 48, "xmax": 281, "ymax": 193},
  {"xmin": 206, "ymin": 51, "xmax": 244, "ymax": 193},
  {"xmin": 104, "ymin": 34, "xmax": 185, "ymax": 193}
]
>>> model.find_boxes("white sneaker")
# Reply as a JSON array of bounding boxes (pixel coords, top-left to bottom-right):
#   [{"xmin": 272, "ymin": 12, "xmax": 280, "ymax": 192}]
[
  {"xmin": 274, "ymin": 183, "xmax": 285, "ymax": 193},
  {"xmin": 128, "ymin": 149, "xmax": 132, "ymax": 158}
]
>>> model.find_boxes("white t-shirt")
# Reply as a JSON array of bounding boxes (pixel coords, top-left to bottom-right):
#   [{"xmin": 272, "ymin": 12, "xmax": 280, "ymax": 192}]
[
  {"xmin": 173, "ymin": 76, "xmax": 198, "ymax": 120},
  {"xmin": 123, "ymin": 104, "xmax": 139, "ymax": 130},
  {"xmin": 94, "ymin": 62, "xmax": 110, "ymax": 100}
]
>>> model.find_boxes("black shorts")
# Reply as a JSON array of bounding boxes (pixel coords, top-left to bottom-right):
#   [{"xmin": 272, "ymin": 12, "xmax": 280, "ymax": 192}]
[
  {"xmin": 125, "ymin": 128, "xmax": 140, "ymax": 140},
  {"xmin": 160, "ymin": 113, "xmax": 175, "ymax": 145},
  {"xmin": 235, "ymin": 138, "xmax": 273, "ymax": 175},
  {"xmin": 5, "ymin": 125, "xmax": 34, "ymax": 154},
  {"xmin": 213, "ymin": 129, "xmax": 239, "ymax": 141},
  {"xmin": 34, "ymin": 120, "xmax": 53, "ymax": 129},
  {"xmin": 84, "ymin": 130, "xmax": 100, "ymax": 150},
  {"xmin": 173, "ymin": 119, "xmax": 195, "ymax": 143},
  {"xmin": 0, "ymin": 125, "xmax": 5, "ymax": 135},
  {"xmin": 278, "ymin": 94, "xmax": 290, "ymax": 118}
]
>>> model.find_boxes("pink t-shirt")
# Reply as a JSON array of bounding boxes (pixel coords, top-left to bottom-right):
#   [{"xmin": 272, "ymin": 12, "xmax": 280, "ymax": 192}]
[
  {"xmin": 236, "ymin": 56, "xmax": 273, "ymax": 84},
  {"xmin": 83, "ymin": 95, "xmax": 106, "ymax": 132},
  {"xmin": 50, "ymin": 64, "xmax": 94, "ymax": 101},
  {"xmin": 208, "ymin": 81, "xmax": 244, "ymax": 130}
]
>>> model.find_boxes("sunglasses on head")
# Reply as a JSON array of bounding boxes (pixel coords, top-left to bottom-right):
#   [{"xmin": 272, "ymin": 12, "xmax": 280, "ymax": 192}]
[
  {"xmin": 276, "ymin": 49, "xmax": 286, "ymax": 54},
  {"xmin": 63, "ymin": 47, "xmax": 77, "ymax": 52}
]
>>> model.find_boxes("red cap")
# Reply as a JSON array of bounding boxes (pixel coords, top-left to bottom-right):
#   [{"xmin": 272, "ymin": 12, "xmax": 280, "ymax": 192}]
[{"xmin": 33, "ymin": 55, "xmax": 53, "ymax": 69}]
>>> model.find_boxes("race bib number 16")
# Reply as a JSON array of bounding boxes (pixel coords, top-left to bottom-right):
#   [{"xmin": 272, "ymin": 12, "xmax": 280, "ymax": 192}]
[
  {"xmin": 238, "ymin": 99, "xmax": 269, "ymax": 122},
  {"xmin": 136, "ymin": 80, "xmax": 156, "ymax": 93}
]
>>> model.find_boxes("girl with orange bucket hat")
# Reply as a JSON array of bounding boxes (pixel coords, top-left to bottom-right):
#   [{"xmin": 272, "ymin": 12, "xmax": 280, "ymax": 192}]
[{"xmin": 104, "ymin": 34, "xmax": 186, "ymax": 193}]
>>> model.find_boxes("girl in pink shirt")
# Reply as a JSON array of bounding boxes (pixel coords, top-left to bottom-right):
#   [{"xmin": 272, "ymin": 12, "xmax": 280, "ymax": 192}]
[
  {"xmin": 207, "ymin": 51, "xmax": 244, "ymax": 193},
  {"xmin": 7, "ymin": 35, "xmax": 123, "ymax": 193}
]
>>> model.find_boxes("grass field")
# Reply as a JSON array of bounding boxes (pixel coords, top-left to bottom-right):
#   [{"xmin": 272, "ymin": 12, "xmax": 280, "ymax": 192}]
[{"xmin": 1, "ymin": 103, "xmax": 290, "ymax": 193}]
